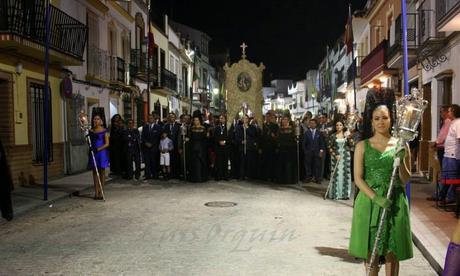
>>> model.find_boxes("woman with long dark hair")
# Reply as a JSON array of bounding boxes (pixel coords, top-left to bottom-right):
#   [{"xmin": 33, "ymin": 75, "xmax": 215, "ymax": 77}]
[
  {"xmin": 349, "ymin": 104, "xmax": 412, "ymax": 275},
  {"xmin": 276, "ymin": 115, "xmax": 297, "ymax": 184},
  {"xmin": 327, "ymin": 120, "xmax": 352, "ymax": 199},
  {"xmin": 109, "ymin": 114, "xmax": 124, "ymax": 176},
  {"xmin": 88, "ymin": 114, "xmax": 110, "ymax": 200},
  {"xmin": 188, "ymin": 114, "xmax": 208, "ymax": 182}
]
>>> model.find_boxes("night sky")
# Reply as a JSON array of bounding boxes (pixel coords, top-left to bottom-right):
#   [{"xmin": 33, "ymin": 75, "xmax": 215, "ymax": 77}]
[{"xmin": 153, "ymin": 0, "xmax": 367, "ymax": 81}]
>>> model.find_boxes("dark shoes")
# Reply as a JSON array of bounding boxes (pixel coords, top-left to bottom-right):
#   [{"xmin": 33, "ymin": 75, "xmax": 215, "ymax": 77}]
[
  {"xmin": 304, "ymin": 177, "xmax": 321, "ymax": 184},
  {"xmin": 2, "ymin": 213, "xmax": 13, "ymax": 221},
  {"xmin": 426, "ymin": 196, "xmax": 440, "ymax": 201},
  {"xmin": 93, "ymin": 195, "xmax": 104, "ymax": 200},
  {"xmin": 438, "ymin": 199, "xmax": 456, "ymax": 206}
]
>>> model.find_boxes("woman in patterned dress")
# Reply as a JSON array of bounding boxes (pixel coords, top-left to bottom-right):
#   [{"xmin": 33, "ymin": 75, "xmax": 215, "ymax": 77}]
[{"xmin": 327, "ymin": 120, "xmax": 352, "ymax": 199}]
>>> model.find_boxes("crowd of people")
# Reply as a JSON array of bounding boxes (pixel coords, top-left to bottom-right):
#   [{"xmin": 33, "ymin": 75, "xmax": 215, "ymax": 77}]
[
  {"xmin": 2, "ymin": 89, "xmax": 459, "ymax": 275},
  {"xmin": 87, "ymin": 109, "xmax": 364, "ymax": 200}
]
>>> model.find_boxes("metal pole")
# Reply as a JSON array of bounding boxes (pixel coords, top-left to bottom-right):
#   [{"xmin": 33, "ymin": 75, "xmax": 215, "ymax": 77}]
[
  {"xmin": 43, "ymin": 0, "xmax": 51, "ymax": 201},
  {"xmin": 401, "ymin": 0, "xmax": 411, "ymax": 205},
  {"xmin": 367, "ymin": 154, "xmax": 402, "ymax": 275},
  {"xmin": 147, "ymin": 0, "xmax": 151, "ymax": 114},
  {"xmin": 350, "ymin": 4, "xmax": 358, "ymax": 112},
  {"xmin": 86, "ymin": 134, "xmax": 106, "ymax": 201}
]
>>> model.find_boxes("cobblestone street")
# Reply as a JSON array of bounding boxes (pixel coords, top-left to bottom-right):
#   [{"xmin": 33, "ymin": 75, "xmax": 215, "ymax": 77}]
[{"xmin": 0, "ymin": 179, "xmax": 436, "ymax": 276}]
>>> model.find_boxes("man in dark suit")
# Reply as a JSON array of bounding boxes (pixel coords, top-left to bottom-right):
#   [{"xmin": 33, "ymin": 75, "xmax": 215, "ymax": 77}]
[
  {"xmin": 318, "ymin": 113, "xmax": 332, "ymax": 180},
  {"xmin": 163, "ymin": 112, "xmax": 181, "ymax": 178},
  {"xmin": 142, "ymin": 113, "xmax": 162, "ymax": 179},
  {"xmin": 303, "ymin": 118, "xmax": 326, "ymax": 184}
]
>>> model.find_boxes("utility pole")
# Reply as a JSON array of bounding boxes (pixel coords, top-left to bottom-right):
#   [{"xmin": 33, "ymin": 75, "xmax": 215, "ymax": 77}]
[
  {"xmin": 146, "ymin": 0, "xmax": 151, "ymax": 115},
  {"xmin": 43, "ymin": 0, "xmax": 51, "ymax": 201}
]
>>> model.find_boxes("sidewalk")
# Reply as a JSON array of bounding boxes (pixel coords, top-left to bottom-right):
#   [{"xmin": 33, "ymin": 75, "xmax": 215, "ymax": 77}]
[
  {"xmin": 410, "ymin": 176, "xmax": 457, "ymax": 275},
  {"xmin": 2, "ymin": 171, "xmax": 100, "ymax": 224}
]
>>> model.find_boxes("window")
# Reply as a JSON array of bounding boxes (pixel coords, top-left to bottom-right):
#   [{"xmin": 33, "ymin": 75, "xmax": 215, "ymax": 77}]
[
  {"xmin": 30, "ymin": 83, "xmax": 53, "ymax": 163},
  {"xmin": 387, "ymin": 14, "xmax": 393, "ymax": 41},
  {"xmin": 182, "ymin": 66, "xmax": 188, "ymax": 97},
  {"xmin": 202, "ymin": 69, "xmax": 208, "ymax": 90},
  {"xmin": 169, "ymin": 54, "xmax": 175, "ymax": 73},
  {"xmin": 122, "ymin": 94, "xmax": 132, "ymax": 121},
  {"xmin": 87, "ymin": 12, "xmax": 99, "ymax": 75},
  {"xmin": 160, "ymin": 49, "xmax": 166, "ymax": 69},
  {"xmin": 116, "ymin": 1, "xmax": 130, "ymax": 12}
]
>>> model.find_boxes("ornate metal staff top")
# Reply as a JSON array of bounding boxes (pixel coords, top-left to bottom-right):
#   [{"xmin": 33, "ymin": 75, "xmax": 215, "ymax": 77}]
[{"xmin": 394, "ymin": 87, "xmax": 428, "ymax": 144}]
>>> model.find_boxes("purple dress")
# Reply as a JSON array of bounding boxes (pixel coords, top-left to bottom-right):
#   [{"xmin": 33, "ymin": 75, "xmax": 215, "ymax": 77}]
[{"xmin": 88, "ymin": 129, "xmax": 109, "ymax": 169}]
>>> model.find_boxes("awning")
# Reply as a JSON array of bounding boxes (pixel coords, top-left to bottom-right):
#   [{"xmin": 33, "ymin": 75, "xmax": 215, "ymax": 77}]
[{"xmin": 151, "ymin": 93, "xmax": 168, "ymax": 107}]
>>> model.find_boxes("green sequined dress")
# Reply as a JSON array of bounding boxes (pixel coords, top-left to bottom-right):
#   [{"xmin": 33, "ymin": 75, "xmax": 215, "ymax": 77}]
[{"xmin": 349, "ymin": 139, "xmax": 413, "ymax": 261}]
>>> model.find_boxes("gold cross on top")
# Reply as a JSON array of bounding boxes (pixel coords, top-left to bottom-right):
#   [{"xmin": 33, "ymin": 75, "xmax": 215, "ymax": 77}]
[{"xmin": 240, "ymin": 42, "xmax": 248, "ymax": 59}]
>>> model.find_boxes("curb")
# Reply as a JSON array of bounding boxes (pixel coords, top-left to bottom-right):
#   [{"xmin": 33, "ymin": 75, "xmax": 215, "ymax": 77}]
[
  {"xmin": 1, "ymin": 177, "xmax": 114, "ymax": 224},
  {"xmin": 412, "ymin": 232, "xmax": 443, "ymax": 276}
]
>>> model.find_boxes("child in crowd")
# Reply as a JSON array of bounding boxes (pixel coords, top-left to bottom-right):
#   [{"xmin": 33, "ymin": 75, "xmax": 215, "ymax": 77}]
[{"xmin": 159, "ymin": 131, "xmax": 174, "ymax": 180}]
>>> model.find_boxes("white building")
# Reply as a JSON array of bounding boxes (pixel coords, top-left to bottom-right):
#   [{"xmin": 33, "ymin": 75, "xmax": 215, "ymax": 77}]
[
  {"xmin": 61, "ymin": 0, "xmax": 150, "ymax": 173},
  {"xmin": 344, "ymin": 15, "xmax": 369, "ymax": 114},
  {"xmin": 288, "ymin": 80, "xmax": 306, "ymax": 119}
]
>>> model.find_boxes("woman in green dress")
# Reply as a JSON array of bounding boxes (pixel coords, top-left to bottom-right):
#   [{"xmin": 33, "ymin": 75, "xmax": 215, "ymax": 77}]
[
  {"xmin": 349, "ymin": 104, "xmax": 412, "ymax": 276},
  {"xmin": 327, "ymin": 120, "xmax": 352, "ymax": 199}
]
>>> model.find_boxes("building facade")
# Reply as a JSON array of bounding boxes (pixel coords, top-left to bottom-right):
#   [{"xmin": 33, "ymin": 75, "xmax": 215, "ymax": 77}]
[{"xmin": 0, "ymin": 0, "xmax": 88, "ymax": 184}]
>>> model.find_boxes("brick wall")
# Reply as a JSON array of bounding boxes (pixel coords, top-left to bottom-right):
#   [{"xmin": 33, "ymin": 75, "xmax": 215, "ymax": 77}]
[
  {"xmin": 0, "ymin": 74, "xmax": 13, "ymax": 146},
  {"xmin": 5, "ymin": 143, "xmax": 65, "ymax": 188}
]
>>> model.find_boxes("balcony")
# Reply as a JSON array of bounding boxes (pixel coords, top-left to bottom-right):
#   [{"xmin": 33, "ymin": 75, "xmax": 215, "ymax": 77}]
[
  {"xmin": 129, "ymin": 49, "xmax": 158, "ymax": 82},
  {"xmin": 0, "ymin": 0, "xmax": 87, "ymax": 65},
  {"xmin": 360, "ymin": 40, "xmax": 388, "ymax": 86},
  {"xmin": 108, "ymin": 56, "xmax": 126, "ymax": 85},
  {"xmin": 418, "ymin": 6, "xmax": 447, "ymax": 70},
  {"xmin": 346, "ymin": 56, "xmax": 364, "ymax": 84},
  {"xmin": 386, "ymin": 14, "xmax": 418, "ymax": 69},
  {"xmin": 86, "ymin": 44, "xmax": 109, "ymax": 83},
  {"xmin": 117, "ymin": 57, "xmax": 126, "ymax": 83},
  {"xmin": 153, "ymin": 68, "xmax": 177, "ymax": 95},
  {"xmin": 437, "ymin": 0, "xmax": 460, "ymax": 31}
]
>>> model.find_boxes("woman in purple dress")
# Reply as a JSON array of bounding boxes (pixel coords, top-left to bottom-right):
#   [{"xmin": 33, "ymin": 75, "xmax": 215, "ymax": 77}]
[
  {"xmin": 443, "ymin": 220, "xmax": 460, "ymax": 275},
  {"xmin": 88, "ymin": 114, "xmax": 109, "ymax": 200}
]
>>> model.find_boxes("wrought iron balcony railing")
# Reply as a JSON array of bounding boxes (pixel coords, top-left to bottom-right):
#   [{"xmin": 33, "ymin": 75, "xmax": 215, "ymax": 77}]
[
  {"xmin": 130, "ymin": 49, "xmax": 158, "ymax": 81},
  {"xmin": 108, "ymin": 56, "xmax": 126, "ymax": 84},
  {"xmin": 437, "ymin": 0, "xmax": 460, "ymax": 27},
  {"xmin": 130, "ymin": 49, "xmax": 146, "ymax": 74},
  {"xmin": 386, "ymin": 13, "xmax": 418, "ymax": 66},
  {"xmin": 87, "ymin": 44, "xmax": 109, "ymax": 80},
  {"xmin": 417, "ymin": 2, "xmax": 447, "ymax": 70},
  {"xmin": 117, "ymin": 57, "xmax": 125, "ymax": 83},
  {"xmin": 159, "ymin": 68, "xmax": 177, "ymax": 92},
  {"xmin": 0, "ymin": 0, "xmax": 87, "ymax": 60}
]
